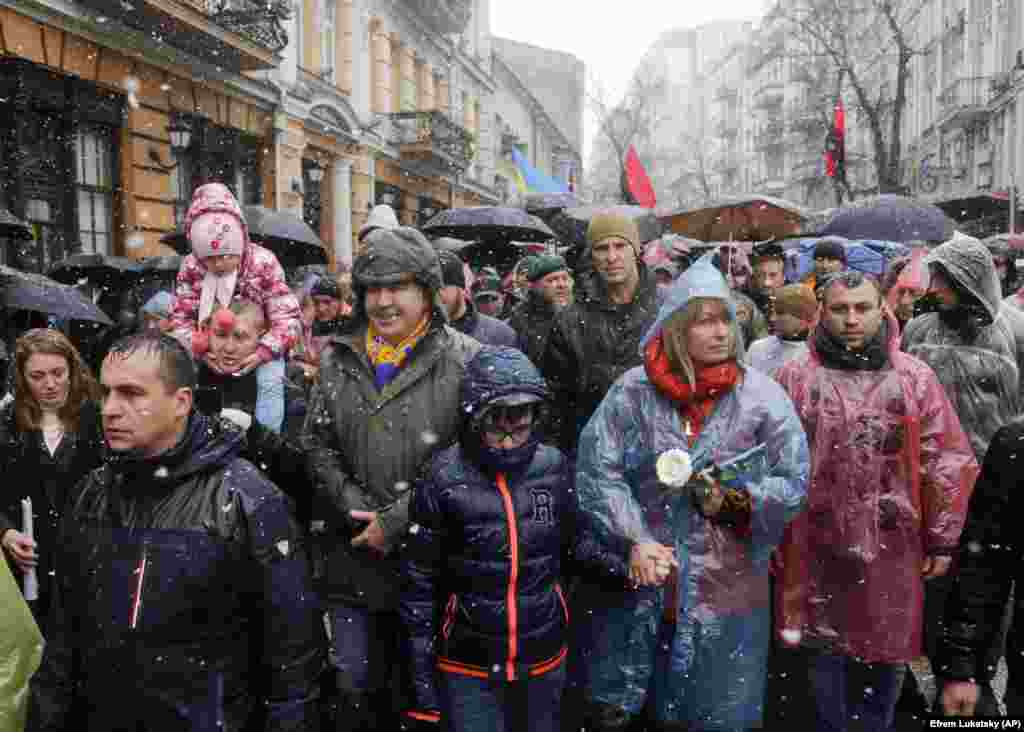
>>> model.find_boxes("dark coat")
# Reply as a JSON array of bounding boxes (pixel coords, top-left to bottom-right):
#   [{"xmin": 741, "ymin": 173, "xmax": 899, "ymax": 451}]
[
  {"xmin": 450, "ymin": 299, "xmax": 518, "ymax": 349},
  {"xmin": 936, "ymin": 417, "xmax": 1024, "ymax": 700},
  {"xmin": 400, "ymin": 346, "xmax": 625, "ymax": 716},
  {"xmin": 0, "ymin": 400, "xmax": 104, "ymax": 628},
  {"xmin": 507, "ymin": 290, "xmax": 561, "ymax": 368},
  {"xmin": 29, "ymin": 413, "xmax": 324, "ymax": 732},
  {"xmin": 301, "ymin": 316, "xmax": 481, "ymax": 610},
  {"xmin": 542, "ymin": 269, "xmax": 658, "ymax": 453}
]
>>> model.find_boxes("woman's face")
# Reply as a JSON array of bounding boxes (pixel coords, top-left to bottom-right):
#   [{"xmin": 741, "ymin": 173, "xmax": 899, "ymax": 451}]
[{"xmin": 25, "ymin": 352, "xmax": 71, "ymax": 411}]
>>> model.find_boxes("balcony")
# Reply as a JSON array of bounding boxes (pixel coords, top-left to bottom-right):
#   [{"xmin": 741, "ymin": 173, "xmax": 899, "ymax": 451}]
[
  {"xmin": 78, "ymin": 0, "xmax": 289, "ymax": 71},
  {"xmin": 406, "ymin": 0, "xmax": 472, "ymax": 34},
  {"xmin": 936, "ymin": 78, "xmax": 993, "ymax": 131},
  {"xmin": 390, "ymin": 111, "xmax": 475, "ymax": 178}
]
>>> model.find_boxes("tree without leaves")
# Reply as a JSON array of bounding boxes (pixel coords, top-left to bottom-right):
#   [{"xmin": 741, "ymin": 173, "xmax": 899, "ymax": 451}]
[
  {"xmin": 586, "ymin": 61, "xmax": 670, "ymax": 204},
  {"xmin": 768, "ymin": 0, "xmax": 924, "ymax": 197}
]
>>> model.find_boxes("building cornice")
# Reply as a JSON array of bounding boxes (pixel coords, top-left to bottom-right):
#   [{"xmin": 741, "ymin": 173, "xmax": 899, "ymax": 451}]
[{"xmin": 2, "ymin": 0, "xmax": 283, "ymax": 107}]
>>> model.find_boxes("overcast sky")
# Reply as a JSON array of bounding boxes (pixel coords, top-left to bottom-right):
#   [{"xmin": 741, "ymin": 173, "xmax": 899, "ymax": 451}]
[{"xmin": 491, "ymin": 0, "xmax": 768, "ymax": 168}]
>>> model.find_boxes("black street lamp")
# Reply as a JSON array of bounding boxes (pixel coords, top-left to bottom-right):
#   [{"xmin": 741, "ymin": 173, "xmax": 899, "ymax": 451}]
[{"xmin": 149, "ymin": 119, "xmax": 194, "ymax": 170}]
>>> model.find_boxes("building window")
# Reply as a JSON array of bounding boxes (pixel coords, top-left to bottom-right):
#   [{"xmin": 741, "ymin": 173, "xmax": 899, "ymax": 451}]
[{"xmin": 74, "ymin": 125, "xmax": 115, "ymax": 255}]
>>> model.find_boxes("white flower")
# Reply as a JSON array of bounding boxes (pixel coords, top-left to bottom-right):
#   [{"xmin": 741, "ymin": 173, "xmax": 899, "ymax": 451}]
[{"xmin": 656, "ymin": 448, "xmax": 693, "ymax": 489}]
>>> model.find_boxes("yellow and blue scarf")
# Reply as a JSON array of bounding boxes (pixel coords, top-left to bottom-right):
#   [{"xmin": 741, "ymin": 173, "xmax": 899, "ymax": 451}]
[{"xmin": 366, "ymin": 316, "xmax": 431, "ymax": 389}]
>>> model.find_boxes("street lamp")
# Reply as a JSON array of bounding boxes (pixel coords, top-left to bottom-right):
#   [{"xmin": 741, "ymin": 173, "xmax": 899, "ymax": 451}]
[
  {"xmin": 307, "ymin": 159, "xmax": 325, "ymax": 183},
  {"xmin": 149, "ymin": 119, "xmax": 193, "ymax": 170}
]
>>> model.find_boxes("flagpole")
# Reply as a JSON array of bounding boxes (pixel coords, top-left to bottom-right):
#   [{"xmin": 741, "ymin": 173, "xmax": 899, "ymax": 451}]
[{"xmin": 1011, "ymin": 176, "xmax": 1017, "ymax": 235}]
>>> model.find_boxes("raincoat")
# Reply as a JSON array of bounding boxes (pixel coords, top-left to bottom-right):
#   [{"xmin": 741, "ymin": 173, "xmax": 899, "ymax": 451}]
[
  {"xmin": 0, "ymin": 556, "xmax": 43, "ymax": 732},
  {"xmin": 745, "ymin": 336, "xmax": 808, "ymax": 380},
  {"xmin": 776, "ymin": 311, "xmax": 978, "ymax": 664},
  {"xmin": 575, "ymin": 258, "xmax": 809, "ymax": 729},
  {"xmin": 29, "ymin": 413, "xmax": 324, "ymax": 732},
  {"xmin": 169, "ymin": 184, "xmax": 301, "ymax": 358},
  {"xmin": 902, "ymin": 236, "xmax": 1024, "ymax": 460},
  {"xmin": 448, "ymin": 298, "xmax": 519, "ymax": 348}
]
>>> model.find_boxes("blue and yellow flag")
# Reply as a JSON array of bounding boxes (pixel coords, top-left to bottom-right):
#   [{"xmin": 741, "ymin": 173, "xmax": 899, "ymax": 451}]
[{"xmin": 505, "ymin": 148, "xmax": 569, "ymax": 194}]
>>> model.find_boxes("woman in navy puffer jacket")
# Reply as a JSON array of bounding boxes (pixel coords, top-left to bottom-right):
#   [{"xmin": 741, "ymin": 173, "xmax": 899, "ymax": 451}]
[{"xmin": 400, "ymin": 346, "xmax": 625, "ymax": 732}]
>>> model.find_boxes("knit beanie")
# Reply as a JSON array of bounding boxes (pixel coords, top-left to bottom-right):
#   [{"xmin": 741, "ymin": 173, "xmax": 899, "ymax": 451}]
[
  {"xmin": 814, "ymin": 238, "xmax": 847, "ymax": 263},
  {"xmin": 527, "ymin": 254, "xmax": 568, "ymax": 282},
  {"xmin": 773, "ymin": 284, "xmax": 818, "ymax": 321},
  {"xmin": 438, "ymin": 250, "xmax": 467, "ymax": 289},
  {"xmin": 586, "ymin": 213, "xmax": 641, "ymax": 258}
]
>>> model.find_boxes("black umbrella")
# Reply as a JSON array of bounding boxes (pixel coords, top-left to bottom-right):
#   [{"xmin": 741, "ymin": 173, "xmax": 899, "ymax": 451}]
[
  {"xmin": 550, "ymin": 205, "xmax": 665, "ymax": 249},
  {"xmin": 422, "ymin": 207, "xmax": 555, "ymax": 243},
  {"xmin": 0, "ymin": 209, "xmax": 33, "ymax": 241},
  {"xmin": 814, "ymin": 194, "xmax": 957, "ymax": 243},
  {"xmin": 520, "ymin": 192, "xmax": 582, "ymax": 220},
  {"xmin": 48, "ymin": 254, "xmax": 140, "ymax": 288},
  {"xmin": 0, "ymin": 265, "xmax": 113, "ymax": 324},
  {"xmin": 448, "ymin": 241, "xmax": 547, "ymax": 277},
  {"xmin": 160, "ymin": 206, "xmax": 328, "ymax": 269}
]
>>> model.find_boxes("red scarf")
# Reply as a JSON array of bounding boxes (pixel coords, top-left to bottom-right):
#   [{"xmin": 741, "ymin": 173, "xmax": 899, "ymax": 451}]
[{"xmin": 644, "ymin": 334, "xmax": 740, "ymax": 444}]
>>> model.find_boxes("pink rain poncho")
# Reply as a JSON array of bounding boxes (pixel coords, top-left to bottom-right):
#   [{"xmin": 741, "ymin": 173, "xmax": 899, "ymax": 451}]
[{"xmin": 775, "ymin": 311, "xmax": 979, "ymax": 663}]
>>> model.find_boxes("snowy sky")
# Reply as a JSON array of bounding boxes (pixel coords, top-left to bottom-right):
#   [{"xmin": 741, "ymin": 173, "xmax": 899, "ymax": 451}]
[{"xmin": 490, "ymin": 0, "xmax": 768, "ymax": 167}]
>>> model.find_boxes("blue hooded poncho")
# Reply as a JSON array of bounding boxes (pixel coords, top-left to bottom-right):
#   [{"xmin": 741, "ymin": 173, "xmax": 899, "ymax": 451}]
[{"xmin": 574, "ymin": 256, "xmax": 809, "ymax": 729}]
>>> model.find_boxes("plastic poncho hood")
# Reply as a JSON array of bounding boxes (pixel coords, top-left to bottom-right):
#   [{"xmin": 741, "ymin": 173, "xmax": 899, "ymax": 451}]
[
  {"xmin": 924, "ymin": 234, "xmax": 1002, "ymax": 323},
  {"xmin": 639, "ymin": 253, "xmax": 743, "ymax": 358}
]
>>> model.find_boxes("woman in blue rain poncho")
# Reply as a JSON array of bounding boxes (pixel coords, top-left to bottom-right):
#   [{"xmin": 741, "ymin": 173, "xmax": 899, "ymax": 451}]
[{"xmin": 574, "ymin": 256, "xmax": 809, "ymax": 731}]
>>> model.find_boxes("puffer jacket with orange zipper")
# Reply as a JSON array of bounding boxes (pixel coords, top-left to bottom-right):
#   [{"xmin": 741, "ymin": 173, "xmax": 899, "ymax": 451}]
[{"xmin": 400, "ymin": 346, "xmax": 600, "ymax": 723}]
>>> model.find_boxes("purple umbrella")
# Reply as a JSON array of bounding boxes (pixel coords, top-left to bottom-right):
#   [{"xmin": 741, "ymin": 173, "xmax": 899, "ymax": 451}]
[
  {"xmin": 814, "ymin": 194, "xmax": 957, "ymax": 243},
  {"xmin": 421, "ymin": 206, "xmax": 555, "ymax": 243}
]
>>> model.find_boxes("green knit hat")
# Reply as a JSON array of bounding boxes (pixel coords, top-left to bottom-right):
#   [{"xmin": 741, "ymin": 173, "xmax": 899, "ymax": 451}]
[
  {"xmin": 527, "ymin": 254, "xmax": 569, "ymax": 282},
  {"xmin": 586, "ymin": 212, "xmax": 641, "ymax": 257}
]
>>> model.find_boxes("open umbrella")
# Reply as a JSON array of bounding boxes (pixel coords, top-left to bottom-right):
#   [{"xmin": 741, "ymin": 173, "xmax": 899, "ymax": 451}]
[
  {"xmin": 0, "ymin": 266, "xmax": 113, "ymax": 324},
  {"xmin": 422, "ymin": 207, "xmax": 555, "ymax": 243},
  {"xmin": 0, "ymin": 209, "xmax": 33, "ymax": 241},
  {"xmin": 550, "ymin": 205, "xmax": 665, "ymax": 249},
  {"xmin": 519, "ymin": 192, "xmax": 582, "ymax": 221},
  {"xmin": 660, "ymin": 196, "xmax": 808, "ymax": 242},
  {"xmin": 48, "ymin": 254, "xmax": 140, "ymax": 289},
  {"xmin": 814, "ymin": 194, "xmax": 957, "ymax": 243},
  {"xmin": 160, "ymin": 207, "xmax": 328, "ymax": 269}
]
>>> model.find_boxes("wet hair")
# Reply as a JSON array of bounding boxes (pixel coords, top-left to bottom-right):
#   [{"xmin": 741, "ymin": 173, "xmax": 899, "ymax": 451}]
[
  {"xmin": 105, "ymin": 333, "xmax": 197, "ymax": 393},
  {"xmin": 819, "ymin": 271, "xmax": 882, "ymax": 305},
  {"xmin": 14, "ymin": 328, "xmax": 101, "ymax": 432}
]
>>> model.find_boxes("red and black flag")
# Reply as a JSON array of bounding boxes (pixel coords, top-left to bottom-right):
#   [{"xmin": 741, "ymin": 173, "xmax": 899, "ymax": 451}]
[
  {"xmin": 621, "ymin": 145, "xmax": 657, "ymax": 208},
  {"xmin": 824, "ymin": 100, "xmax": 846, "ymax": 178}
]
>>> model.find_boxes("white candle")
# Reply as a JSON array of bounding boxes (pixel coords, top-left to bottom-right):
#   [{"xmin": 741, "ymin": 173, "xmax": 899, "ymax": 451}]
[{"xmin": 21, "ymin": 497, "xmax": 38, "ymax": 601}]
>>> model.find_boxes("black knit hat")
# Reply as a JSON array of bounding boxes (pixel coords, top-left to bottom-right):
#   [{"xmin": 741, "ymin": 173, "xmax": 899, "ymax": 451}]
[
  {"xmin": 813, "ymin": 238, "xmax": 847, "ymax": 263},
  {"xmin": 438, "ymin": 249, "xmax": 467, "ymax": 289}
]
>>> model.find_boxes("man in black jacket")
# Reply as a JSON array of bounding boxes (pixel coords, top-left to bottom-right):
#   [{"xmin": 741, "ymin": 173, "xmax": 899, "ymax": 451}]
[
  {"xmin": 937, "ymin": 418, "xmax": 1024, "ymax": 717},
  {"xmin": 29, "ymin": 333, "xmax": 324, "ymax": 732},
  {"xmin": 507, "ymin": 254, "xmax": 573, "ymax": 368},
  {"xmin": 438, "ymin": 250, "xmax": 518, "ymax": 348},
  {"xmin": 542, "ymin": 212, "xmax": 658, "ymax": 457}
]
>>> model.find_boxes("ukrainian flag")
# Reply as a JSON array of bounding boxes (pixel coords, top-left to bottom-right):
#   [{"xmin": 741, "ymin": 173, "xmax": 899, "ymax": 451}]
[{"xmin": 500, "ymin": 148, "xmax": 569, "ymax": 194}]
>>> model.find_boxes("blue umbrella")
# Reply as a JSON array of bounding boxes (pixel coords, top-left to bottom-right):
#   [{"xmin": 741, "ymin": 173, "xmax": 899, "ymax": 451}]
[
  {"xmin": 787, "ymin": 237, "xmax": 910, "ymax": 281},
  {"xmin": 814, "ymin": 195, "xmax": 957, "ymax": 243}
]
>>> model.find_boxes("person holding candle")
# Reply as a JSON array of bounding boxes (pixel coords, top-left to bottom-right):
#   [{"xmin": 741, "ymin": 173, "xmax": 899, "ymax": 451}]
[{"xmin": 0, "ymin": 328, "xmax": 104, "ymax": 631}]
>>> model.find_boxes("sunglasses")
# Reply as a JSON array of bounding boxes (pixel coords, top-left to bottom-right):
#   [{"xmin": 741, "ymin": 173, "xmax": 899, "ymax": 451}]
[{"xmin": 480, "ymin": 403, "xmax": 537, "ymax": 437}]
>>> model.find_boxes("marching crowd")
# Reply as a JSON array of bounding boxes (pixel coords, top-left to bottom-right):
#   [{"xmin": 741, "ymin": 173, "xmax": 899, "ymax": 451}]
[{"xmin": 3, "ymin": 181, "xmax": 1024, "ymax": 732}]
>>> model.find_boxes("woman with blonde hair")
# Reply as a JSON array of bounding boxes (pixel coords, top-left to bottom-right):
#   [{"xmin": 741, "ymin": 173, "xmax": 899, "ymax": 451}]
[
  {"xmin": 0, "ymin": 328, "xmax": 104, "ymax": 630},
  {"xmin": 574, "ymin": 255, "xmax": 809, "ymax": 731}
]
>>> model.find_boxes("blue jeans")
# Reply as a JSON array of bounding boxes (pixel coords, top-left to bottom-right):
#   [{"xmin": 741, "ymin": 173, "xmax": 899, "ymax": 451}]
[
  {"xmin": 255, "ymin": 358, "xmax": 285, "ymax": 433},
  {"xmin": 441, "ymin": 665, "xmax": 566, "ymax": 732},
  {"xmin": 327, "ymin": 603, "xmax": 402, "ymax": 694},
  {"xmin": 810, "ymin": 653, "xmax": 904, "ymax": 732}
]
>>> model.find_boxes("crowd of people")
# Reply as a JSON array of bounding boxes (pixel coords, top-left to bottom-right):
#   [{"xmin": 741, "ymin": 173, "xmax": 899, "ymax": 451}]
[{"xmin": 2, "ymin": 180, "xmax": 1024, "ymax": 732}]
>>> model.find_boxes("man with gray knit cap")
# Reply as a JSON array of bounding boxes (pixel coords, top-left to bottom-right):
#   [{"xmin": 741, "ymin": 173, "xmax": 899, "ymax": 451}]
[
  {"xmin": 542, "ymin": 212, "xmax": 658, "ymax": 456},
  {"xmin": 302, "ymin": 226, "xmax": 481, "ymax": 731}
]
